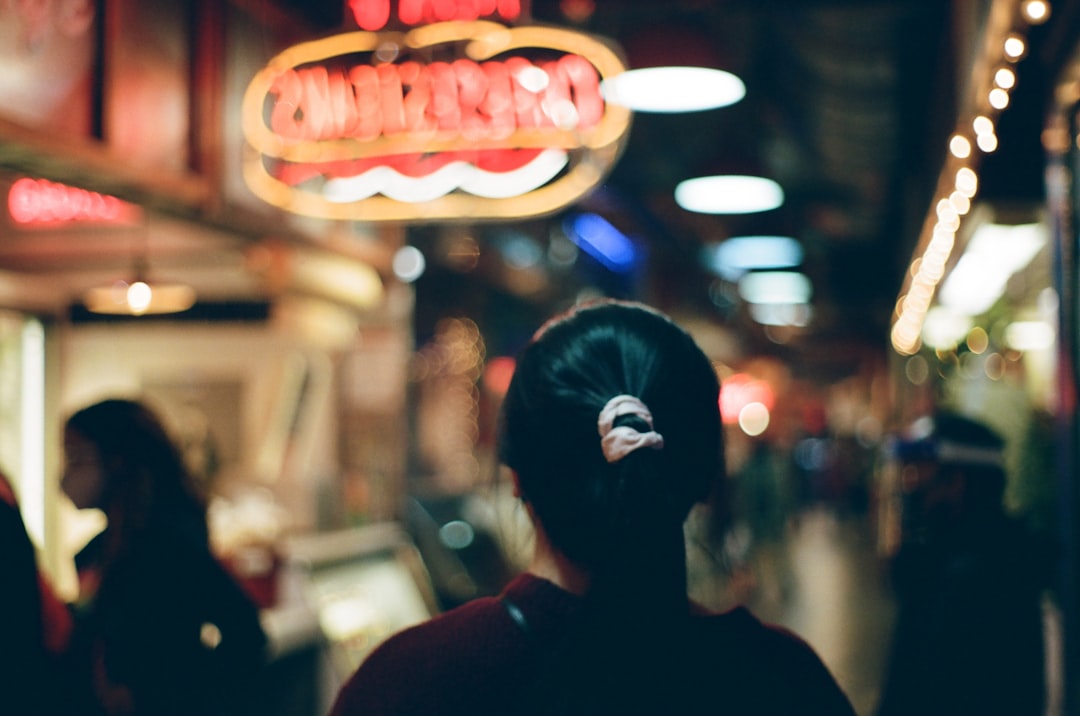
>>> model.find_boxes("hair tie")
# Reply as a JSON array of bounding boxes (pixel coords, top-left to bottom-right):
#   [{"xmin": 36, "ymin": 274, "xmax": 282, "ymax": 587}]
[{"xmin": 597, "ymin": 394, "xmax": 664, "ymax": 463}]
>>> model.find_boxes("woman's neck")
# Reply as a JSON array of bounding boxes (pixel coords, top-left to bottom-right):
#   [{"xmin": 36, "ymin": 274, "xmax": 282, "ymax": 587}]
[{"xmin": 527, "ymin": 523, "xmax": 591, "ymax": 595}]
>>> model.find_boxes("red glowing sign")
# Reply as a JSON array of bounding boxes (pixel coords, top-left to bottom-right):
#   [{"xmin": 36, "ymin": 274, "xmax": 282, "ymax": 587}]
[
  {"xmin": 7, "ymin": 178, "xmax": 141, "ymax": 227},
  {"xmin": 482, "ymin": 355, "xmax": 516, "ymax": 395},
  {"xmin": 348, "ymin": 0, "xmax": 522, "ymax": 31},
  {"xmin": 242, "ymin": 17, "xmax": 629, "ymax": 222},
  {"xmin": 719, "ymin": 373, "xmax": 776, "ymax": 425},
  {"xmin": 268, "ymin": 55, "xmax": 602, "ymax": 143}
]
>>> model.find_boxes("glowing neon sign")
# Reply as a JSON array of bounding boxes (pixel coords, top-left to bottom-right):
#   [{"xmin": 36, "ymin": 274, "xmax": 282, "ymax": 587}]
[
  {"xmin": 719, "ymin": 373, "xmax": 775, "ymax": 425},
  {"xmin": 7, "ymin": 177, "xmax": 141, "ymax": 227},
  {"xmin": 242, "ymin": 9, "xmax": 630, "ymax": 222},
  {"xmin": 347, "ymin": 0, "xmax": 522, "ymax": 30}
]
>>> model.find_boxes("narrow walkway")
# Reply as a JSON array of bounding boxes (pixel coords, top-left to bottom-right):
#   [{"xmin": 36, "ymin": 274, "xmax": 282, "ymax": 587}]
[
  {"xmin": 687, "ymin": 506, "xmax": 896, "ymax": 715},
  {"xmin": 747, "ymin": 509, "xmax": 896, "ymax": 716}
]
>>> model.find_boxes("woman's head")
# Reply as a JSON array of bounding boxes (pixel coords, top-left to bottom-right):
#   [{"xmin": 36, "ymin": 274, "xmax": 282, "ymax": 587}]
[
  {"xmin": 499, "ymin": 300, "xmax": 723, "ymax": 575},
  {"xmin": 62, "ymin": 398, "xmax": 204, "ymax": 531}
]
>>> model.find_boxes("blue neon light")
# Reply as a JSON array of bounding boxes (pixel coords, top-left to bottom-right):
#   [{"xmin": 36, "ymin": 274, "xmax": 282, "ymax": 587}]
[{"xmin": 564, "ymin": 213, "xmax": 639, "ymax": 273}]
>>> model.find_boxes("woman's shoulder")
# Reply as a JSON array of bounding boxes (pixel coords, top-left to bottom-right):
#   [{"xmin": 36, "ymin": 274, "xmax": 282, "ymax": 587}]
[
  {"xmin": 329, "ymin": 592, "xmax": 531, "ymax": 716},
  {"xmin": 693, "ymin": 606, "xmax": 857, "ymax": 715}
]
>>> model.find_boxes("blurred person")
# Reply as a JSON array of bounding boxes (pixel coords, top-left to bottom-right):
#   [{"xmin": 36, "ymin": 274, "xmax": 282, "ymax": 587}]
[
  {"xmin": 331, "ymin": 300, "xmax": 854, "ymax": 715},
  {"xmin": 733, "ymin": 436, "xmax": 796, "ymax": 609},
  {"xmin": 61, "ymin": 398, "xmax": 268, "ymax": 716},
  {"xmin": 0, "ymin": 468, "xmax": 72, "ymax": 715},
  {"xmin": 876, "ymin": 411, "xmax": 1048, "ymax": 715}
]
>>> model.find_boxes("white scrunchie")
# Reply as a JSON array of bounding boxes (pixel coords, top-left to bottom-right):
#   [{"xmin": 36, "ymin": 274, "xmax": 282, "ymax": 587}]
[{"xmin": 597, "ymin": 394, "xmax": 665, "ymax": 463}]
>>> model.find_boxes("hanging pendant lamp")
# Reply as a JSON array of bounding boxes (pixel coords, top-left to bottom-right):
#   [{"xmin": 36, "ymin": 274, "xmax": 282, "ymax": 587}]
[{"xmin": 83, "ymin": 229, "xmax": 196, "ymax": 316}]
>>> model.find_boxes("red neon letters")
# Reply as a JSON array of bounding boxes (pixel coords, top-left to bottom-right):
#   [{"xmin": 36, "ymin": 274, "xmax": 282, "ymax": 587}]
[
  {"xmin": 348, "ymin": 0, "xmax": 522, "ymax": 31},
  {"xmin": 7, "ymin": 177, "xmax": 138, "ymax": 226},
  {"xmin": 268, "ymin": 55, "xmax": 601, "ymax": 143}
]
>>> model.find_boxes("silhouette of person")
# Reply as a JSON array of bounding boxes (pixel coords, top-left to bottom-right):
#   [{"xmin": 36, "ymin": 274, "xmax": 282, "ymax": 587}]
[
  {"xmin": 0, "ymin": 469, "xmax": 72, "ymax": 715},
  {"xmin": 330, "ymin": 300, "xmax": 855, "ymax": 715},
  {"xmin": 877, "ymin": 411, "xmax": 1047, "ymax": 715},
  {"xmin": 61, "ymin": 398, "xmax": 268, "ymax": 716}
]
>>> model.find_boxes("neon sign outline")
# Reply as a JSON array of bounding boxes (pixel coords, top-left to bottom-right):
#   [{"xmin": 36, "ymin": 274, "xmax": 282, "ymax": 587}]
[{"xmin": 241, "ymin": 21, "xmax": 630, "ymax": 222}]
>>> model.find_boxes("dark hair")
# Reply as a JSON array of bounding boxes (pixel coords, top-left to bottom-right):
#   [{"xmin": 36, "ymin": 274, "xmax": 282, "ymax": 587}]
[
  {"xmin": 498, "ymin": 300, "xmax": 723, "ymax": 711},
  {"xmin": 65, "ymin": 398, "xmax": 208, "ymax": 546}
]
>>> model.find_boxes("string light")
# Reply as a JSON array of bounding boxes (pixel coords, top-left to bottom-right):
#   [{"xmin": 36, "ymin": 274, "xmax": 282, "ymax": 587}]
[{"xmin": 891, "ymin": 8, "xmax": 1038, "ymax": 355}]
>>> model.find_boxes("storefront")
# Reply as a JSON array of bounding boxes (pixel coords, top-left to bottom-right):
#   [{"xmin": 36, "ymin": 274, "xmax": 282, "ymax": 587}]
[{"xmin": 887, "ymin": 0, "xmax": 1080, "ymax": 709}]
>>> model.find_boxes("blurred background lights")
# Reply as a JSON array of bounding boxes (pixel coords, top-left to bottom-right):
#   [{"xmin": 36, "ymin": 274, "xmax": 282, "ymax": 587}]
[
  {"xmin": 719, "ymin": 372, "xmax": 775, "ymax": 424},
  {"xmin": 749, "ymin": 302, "xmax": 812, "ymax": 327},
  {"xmin": 1021, "ymin": 0, "xmax": 1051, "ymax": 24},
  {"xmin": 482, "ymin": 356, "xmax": 516, "ymax": 396},
  {"xmin": 994, "ymin": 66, "xmax": 1016, "ymax": 89},
  {"xmin": 920, "ymin": 307, "xmax": 971, "ymax": 350},
  {"xmin": 966, "ymin": 326, "xmax": 989, "ymax": 354},
  {"xmin": 674, "ymin": 175, "xmax": 784, "ymax": 214},
  {"xmin": 126, "ymin": 281, "xmax": 153, "ymax": 314},
  {"xmin": 438, "ymin": 520, "xmax": 475, "ymax": 550},
  {"xmin": 601, "ymin": 66, "xmax": 746, "ymax": 113},
  {"xmin": 955, "ymin": 167, "xmax": 978, "ymax": 196},
  {"xmin": 495, "ymin": 231, "xmax": 544, "ymax": 269},
  {"xmin": 563, "ymin": 212, "xmax": 639, "ymax": 273},
  {"xmin": 949, "ymin": 134, "xmax": 971, "ymax": 158},
  {"xmin": 977, "ymin": 132, "xmax": 1000, "ymax": 152},
  {"xmin": 738, "ymin": 402, "xmax": 771, "ymax": 436},
  {"xmin": 393, "ymin": 245, "xmax": 426, "ymax": 282},
  {"xmin": 738, "ymin": 270, "xmax": 812, "ymax": 304},
  {"xmin": 1005, "ymin": 320, "xmax": 1055, "ymax": 351},
  {"xmin": 1004, "ymin": 33, "xmax": 1026, "ymax": 60},
  {"xmin": 702, "ymin": 235, "xmax": 803, "ymax": 280},
  {"xmin": 938, "ymin": 223, "xmax": 1045, "ymax": 316}
]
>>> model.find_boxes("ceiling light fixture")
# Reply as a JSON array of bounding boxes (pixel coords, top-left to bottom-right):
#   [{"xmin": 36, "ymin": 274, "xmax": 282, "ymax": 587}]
[
  {"xmin": 600, "ymin": 66, "xmax": 745, "ymax": 113},
  {"xmin": 703, "ymin": 235, "xmax": 803, "ymax": 280},
  {"xmin": 738, "ymin": 270, "xmax": 812, "ymax": 305},
  {"xmin": 675, "ymin": 175, "xmax": 784, "ymax": 214},
  {"xmin": 937, "ymin": 222, "xmax": 1045, "ymax": 316},
  {"xmin": 83, "ymin": 265, "xmax": 196, "ymax": 316},
  {"xmin": 83, "ymin": 228, "xmax": 196, "ymax": 316}
]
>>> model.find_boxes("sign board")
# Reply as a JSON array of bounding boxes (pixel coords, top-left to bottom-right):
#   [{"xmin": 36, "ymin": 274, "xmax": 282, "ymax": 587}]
[{"xmin": 241, "ymin": 0, "xmax": 630, "ymax": 222}]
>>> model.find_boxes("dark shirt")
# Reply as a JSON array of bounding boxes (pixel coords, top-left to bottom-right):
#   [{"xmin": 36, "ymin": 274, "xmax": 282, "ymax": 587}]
[
  {"xmin": 877, "ymin": 515, "xmax": 1047, "ymax": 715},
  {"xmin": 0, "ymin": 483, "xmax": 55, "ymax": 715},
  {"xmin": 67, "ymin": 526, "xmax": 269, "ymax": 716},
  {"xmin": 331, "ymin": 572, "xmax": 856, "ymax": 715}
]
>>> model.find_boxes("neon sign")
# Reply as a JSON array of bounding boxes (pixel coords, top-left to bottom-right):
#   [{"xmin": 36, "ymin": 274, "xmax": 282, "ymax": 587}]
[
  {"xmin": 719, "ymin": 373, "xmax": 775, "ymax": 425},
  {"xmin": 347, "ymin": 0, "xmax": 522, "ymax": 30},
  {"xmin": 242, "ymin": 7, "xmax": 630, "ymax": 222},
  {"xmin": 7, "ymin": 178, "xmax": 141, "ymax": 227}
]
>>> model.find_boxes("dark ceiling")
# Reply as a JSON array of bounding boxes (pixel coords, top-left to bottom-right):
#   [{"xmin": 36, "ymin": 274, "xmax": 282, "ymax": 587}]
[
  {"xmin": 450, "ymin": 0, "xmax": 962, "ymax": 375},
  {"xmin": 5, "ymin": 0, "xmax": 1072, "ymax": 381}
]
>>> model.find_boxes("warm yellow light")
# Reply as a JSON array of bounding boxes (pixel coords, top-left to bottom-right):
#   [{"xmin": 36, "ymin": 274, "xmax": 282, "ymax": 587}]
[
  {"xmin": 1021, "ymin": 0, "xmax": 1051, "ymax": 24},
  {"xmin": 1004, "ymin": 34, "xmax": 1027, "ymax": 60},
  {"xmin": 949, "ymin": 135, "xmax": 971, "ymax": 158},
  {"xmin": 977, "ymin": 132, "xmax": 999, "ymax": 153},
  {"xmin": 994, "ymin": 67, "xmax": 1016, "ymax": 89},
  {"xmin": 988, "ymin": 88, "xmax": 1010, "ymax": 110},
  {"xmin": 955, "ymin": 167, "xmax": 978, "ymax": 197},
  {"xmin": 973, "ymin": 115, "xmax": 994, "ymax": 135},
  {"xmin": 1006, "ymin": 320, "xmax": 1055, "ymax": 350},
  {"xmin": 949, "ymin": 191, "xmax": 971, "ymax": 215},
  {"xmin": 126, "ymin": 281, "xmax": 153, "ymax": 314},
  {"xmin": 84, "ymin": 279, "xmax": 196, "ymax": 316},
  {"xmin": 738, "ymin": 402, "xmax": 770, "ymax": 436},
  {"xmin": 967, "ymin": 326, "xmax": 989, "ymax": 354}
]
